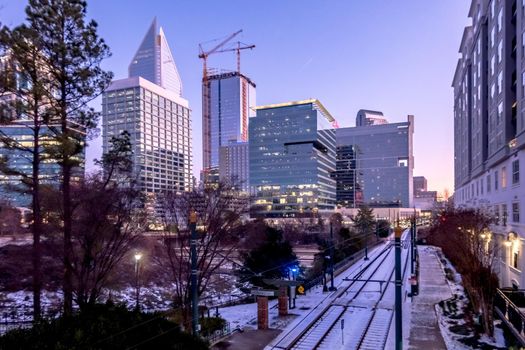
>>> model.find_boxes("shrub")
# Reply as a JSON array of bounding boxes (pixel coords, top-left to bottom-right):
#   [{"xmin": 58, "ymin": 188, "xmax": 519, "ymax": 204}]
[{"xmin": 0, "ymin": 303, "xmax": 208, "ymax": 350}]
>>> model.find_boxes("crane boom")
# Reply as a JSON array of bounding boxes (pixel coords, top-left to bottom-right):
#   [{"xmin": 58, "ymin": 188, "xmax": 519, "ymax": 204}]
[{"xmin": 198, "ymin": 29, "xmax": 242, "ymax": 59}]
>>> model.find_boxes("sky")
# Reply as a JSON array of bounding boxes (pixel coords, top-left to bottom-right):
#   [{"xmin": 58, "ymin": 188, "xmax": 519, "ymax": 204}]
[{"xmin": 0, "ymin": 0, "xmax": 471, "ymax": 194}]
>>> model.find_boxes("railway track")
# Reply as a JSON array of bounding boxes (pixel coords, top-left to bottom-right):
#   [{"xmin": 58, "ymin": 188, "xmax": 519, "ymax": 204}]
[{"xmin": 267, "ymin": 230, "xmax": 411, "ymax": 350}]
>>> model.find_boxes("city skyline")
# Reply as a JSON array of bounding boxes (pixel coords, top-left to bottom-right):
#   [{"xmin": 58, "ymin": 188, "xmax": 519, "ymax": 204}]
[{"xmin": 0, "ymin": 0, "xmax": 471, "ymax": 194}]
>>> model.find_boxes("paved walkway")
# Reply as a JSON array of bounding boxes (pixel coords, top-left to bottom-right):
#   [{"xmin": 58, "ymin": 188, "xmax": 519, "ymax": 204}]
[
  {"xmin": 212, "ymin": 329, "xmax": 281, "ymax": 350},
  {"xmin": 407, "ymin": 246, "xmax": 452, "ymax": 350}
]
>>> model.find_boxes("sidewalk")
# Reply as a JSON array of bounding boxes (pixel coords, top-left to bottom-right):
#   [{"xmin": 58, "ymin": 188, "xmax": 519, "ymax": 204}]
[{"xmin": 407, "ymin": 246, "xmax": 452, "ymax": 350}]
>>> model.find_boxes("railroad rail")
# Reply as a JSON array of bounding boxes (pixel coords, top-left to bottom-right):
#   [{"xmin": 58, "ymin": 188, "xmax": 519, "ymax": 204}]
[{"xmin": 267, "ymin": 230, "xmax": 411, "ymax": 350}]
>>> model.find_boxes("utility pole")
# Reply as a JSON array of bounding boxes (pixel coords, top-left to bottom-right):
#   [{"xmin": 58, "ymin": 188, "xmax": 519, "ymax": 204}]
[
  {"xmin": 189, "ymin": 210, "xmax": 199, "ymax": 335},
  {"xmin": 329, "ymin": 222, "xmax": 336, "ymax": 291},
  {"xmin": 394, "ymin": 223, "xmax": 403, "ymax": 350}
]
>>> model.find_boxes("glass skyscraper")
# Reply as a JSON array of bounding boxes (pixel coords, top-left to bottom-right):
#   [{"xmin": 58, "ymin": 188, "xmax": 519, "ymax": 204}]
[
  {"xmin": 336, "ymin": 114, "xmax": 414, "ymax": 208},
  {"xmin": 128, "ymin": 17, "xmax": 183, "ymax": 97},
  {"xmin": 0, "ymin": 121, "xmax": 85, "ymax": 207},
  {"xmin": 202, "ymin": 72, "xmax": 256, "ymax": 171},
  {"xmin": 249, "ymin": 99, "xmax": 337, "ymax": 218},
  {"xmin": 102, "ymin": 19, "xmax": 192, "ymax": 195}
]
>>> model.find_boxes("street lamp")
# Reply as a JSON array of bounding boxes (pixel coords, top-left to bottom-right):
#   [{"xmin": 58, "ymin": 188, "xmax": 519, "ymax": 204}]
[{"xmin": 134, "ymin": 252, "xmax": 143, "ymax": 311}]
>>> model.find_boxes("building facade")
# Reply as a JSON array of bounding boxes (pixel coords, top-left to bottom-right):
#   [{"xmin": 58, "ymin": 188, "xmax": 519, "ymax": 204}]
[
  {"xmin": 249, "ymin": 99, "xmax": 337, "ymax": 218},
  {"xmin": 336, "ymin": 114, "xmax": 414, "ymax": 208},
  {"xmin": 413, "ymin": 176, "xmax": 428, "ymax": 194},
  {"xmin": 356, "ymin": 109, "xmax": 388, "ymax": 127},
  {"xmin": 0, "ymin": 121, "xmax": 85, "ymax": 207},
  {"xmin": 219, "ymin": 141, "xmax": 249, "ymax": 192},
  {"xmin": 102, "ymin": 20, "xmax": 192, "ymax": 195},
  {"xmin": 453, "ymin": 0, "xmax": 525, "ymax": 289},
  {"xmin": 202, "ymin": 72, "xmax": 256, "ymax": 171},
  {"xmin": 331, "ymin": 144, "xmax": 363, "ymax": 208},
  {"xmin": 128, "ymin": 17, "xmax": 183, "ymax": 97}
]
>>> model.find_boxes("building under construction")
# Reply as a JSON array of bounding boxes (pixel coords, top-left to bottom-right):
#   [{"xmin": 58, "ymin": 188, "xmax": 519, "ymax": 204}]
[{"xmin": 199, "ymin": 31, "xmax": 255, "ymax": 186}]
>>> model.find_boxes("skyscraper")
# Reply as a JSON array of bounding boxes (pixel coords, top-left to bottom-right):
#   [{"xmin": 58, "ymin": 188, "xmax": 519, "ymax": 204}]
[
  {"xmin": 219, "ymin": 140, "xmax": 249, "ymax": 192},
  {"xmin": 453, "ymin": 0, "xmax": 525, "ymax": 287},
  {"xmin": 249, "ymin": 99, "xmax": 336, "ymax": 218},
  {"xmin": 356, "ymin": 109, "xmax": 388, "ymax": 127},
  {"xmin": 128, "ymin": 17, "xmax": 183, "ymax": 96},
  {"xmin": 102, "ymin": 19, "xmax": 192, "ymax": 195},
  {"xmin": 202, "ymin": 72, "xmax": 256, "ymax": 171},
  {"xmin": 336, "ymin": 114, "xmax": 414, "ymax": 208}
]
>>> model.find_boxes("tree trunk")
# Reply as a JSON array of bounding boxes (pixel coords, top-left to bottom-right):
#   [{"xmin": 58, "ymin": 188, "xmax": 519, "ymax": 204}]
[
  {"xmin": 63, "ymin": 162, "xmax": 73, "ymax": 316},
  {"xmin": 32, "ymin": 123, "xmax": 42, "ymax": 322}
]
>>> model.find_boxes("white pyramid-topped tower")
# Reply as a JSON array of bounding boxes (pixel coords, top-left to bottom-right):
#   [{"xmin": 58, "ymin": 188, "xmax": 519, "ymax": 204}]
[{"xmin": 128, "ymin": 17, "xmax": 183, "ymax": 96}]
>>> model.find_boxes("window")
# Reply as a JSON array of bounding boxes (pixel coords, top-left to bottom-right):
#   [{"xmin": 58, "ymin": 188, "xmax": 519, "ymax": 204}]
[
  {"xmin": 491, "ymin": 27, "xmax": 496, "ymax": 47},
  {"xmin": 498, "ymin": 10, "xmax": 503, "ymax": 32},
  {"xmin": 491, "ymin": 83, "xmax": 496, "ymax": 99},
  {"xmin": 502, "ymin": 166, "xmax": 507, "ymax": 188},
  {"xmin": 503, "ymin": 204, "xmax": 508, "ymax": 225},
  {"xmin": 498, "ymin": 41, "xmax": 503, "ymax": 63},
  {"xmin": 491, "ymin": 56, "xmax": 496, "ymax": 76},
  {"xmin": 495, "ymin": 170, "xmax": 499, "ymax": 190},
  {"xmin": 487, "ymin": 174, "xmax": 492, "ymax": 192},
  {"xmin": 495, "ymin": 205, "xmax": 500, "ymax": 224},
  {"xmin": 513, "ymin": 250, "xmax": 519, "ymax": 269},
  {"xmin": 513, "ymin": 202, "xmax": 520, "ymax": 223},
  {"xmin": 497, "ymin": 72, "xmax": 503, "ymax": 94},
  {"xmin": 510, "ymin": 161, "xmax": 520, "ymax": 186},
  {"xmin": 498, "ymin": 103, "xmax": 503, "ymax": 124}
]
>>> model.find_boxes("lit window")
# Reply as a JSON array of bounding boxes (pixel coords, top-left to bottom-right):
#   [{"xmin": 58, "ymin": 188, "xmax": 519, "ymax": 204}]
[{"xmin": 502, "ymin": 166, "xmax": 507, "ymax": 188}]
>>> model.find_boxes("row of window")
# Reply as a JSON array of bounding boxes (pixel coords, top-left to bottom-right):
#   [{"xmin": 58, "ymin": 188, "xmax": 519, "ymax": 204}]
[{"xmin": 460, "ymin": 159, "xmax": 520, "ymax": 201}]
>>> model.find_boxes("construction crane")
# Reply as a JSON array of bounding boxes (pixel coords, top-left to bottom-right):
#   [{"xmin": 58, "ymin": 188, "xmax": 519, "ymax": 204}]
[
  {"xmin": 198, "ymin": 29, "xmax": 255, "ymax": 76},
  {"xmin": 198, "ymin": 30, "xmax": 255, "ymax": 171}
]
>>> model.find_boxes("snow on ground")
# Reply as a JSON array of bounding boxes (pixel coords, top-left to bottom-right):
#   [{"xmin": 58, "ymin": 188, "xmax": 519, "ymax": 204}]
[
  {"xmin": 432, "ymin": 247, "xmax": 506, "ymax": 350},
  {"xmin": 0, "ymin": 235, "xmax": 32, "ymax": 248},
  {"xmin": 219, "ymin": 239, "xmax": 393, "ymax": 334}
]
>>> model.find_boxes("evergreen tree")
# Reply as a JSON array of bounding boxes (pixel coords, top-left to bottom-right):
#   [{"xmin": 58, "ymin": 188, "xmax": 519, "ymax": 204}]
[
  {"xmin": 242, "ymin": 226, "xmax": 298, "ymax": 287},
  {"xmin": 0, "ymin": 23, "xmax": 52, "ymax": 320},
  {"xmin": 23, "ymin": 0, "xmax": 112, "ymax": 315},
  {"xmin": 352, "ymin": 204, "xmax": 375, "ymax": 240}
]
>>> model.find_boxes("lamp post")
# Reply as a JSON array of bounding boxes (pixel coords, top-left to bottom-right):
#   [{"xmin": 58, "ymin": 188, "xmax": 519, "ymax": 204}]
[
  {"xmin": 364, "ymin": 227, "xmax": 369, "ymax": 261},
  {"xmin": 134, "ymin": 252, "xmax": 142, "ymax": 311}
]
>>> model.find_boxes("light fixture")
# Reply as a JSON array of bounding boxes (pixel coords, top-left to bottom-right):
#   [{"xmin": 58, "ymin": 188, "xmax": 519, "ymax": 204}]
[{"xmin": 134, "ymin": 252, "xmax": 143, "ymax": 262}]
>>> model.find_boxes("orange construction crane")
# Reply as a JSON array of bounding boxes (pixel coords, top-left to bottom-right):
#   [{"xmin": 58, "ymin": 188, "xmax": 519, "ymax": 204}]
[{"xmin": 199, "ymin": 30, "xmax": 255, "ymax": 171}]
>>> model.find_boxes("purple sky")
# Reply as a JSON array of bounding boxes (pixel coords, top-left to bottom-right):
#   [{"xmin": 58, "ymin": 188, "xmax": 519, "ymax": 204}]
[{"xmin": 0, "ymin": 0, "xmax": 471, "ymax": 194}]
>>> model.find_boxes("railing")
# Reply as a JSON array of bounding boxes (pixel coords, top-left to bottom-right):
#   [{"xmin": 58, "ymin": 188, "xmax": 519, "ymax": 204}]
[
  {"xmin": 204, "ymin": 321, "xmax": 242, "ymax": 345},
  {"xmin": 494, "ymin": 289, "xmax": 525, "ymax": 346}
]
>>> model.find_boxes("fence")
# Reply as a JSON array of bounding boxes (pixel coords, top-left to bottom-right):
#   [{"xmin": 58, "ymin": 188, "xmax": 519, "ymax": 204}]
[{"xmin": 494, "ymin": 288, "xmax": 525, "ymax": 347}]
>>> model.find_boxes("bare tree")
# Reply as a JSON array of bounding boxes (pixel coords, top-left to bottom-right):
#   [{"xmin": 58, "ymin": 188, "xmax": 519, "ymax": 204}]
[
  {"xmin": 154, "ymin": 183, "xmax": 243, "ymax": 328},
  {"xmin": 429, "ymin": 208, "xmax": 498, "ymax": 336},
  {"xmin": 69, "ymin": 173, "xmax": 146, "ymax": 308}
]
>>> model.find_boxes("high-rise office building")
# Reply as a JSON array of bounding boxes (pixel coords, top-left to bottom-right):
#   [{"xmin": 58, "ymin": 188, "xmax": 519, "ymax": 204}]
[
  {"xmin": 102, "ymin": 19, "xmax": 192, "ymax": 195},
  {"xmin": 331, "ymin": 144, "xmax": 363, "ymax": 208},
  {"xmin": 0, "ymin": 55, "xmax": 84, "ymax": 207},
  {"xmin": 413, "ymin": 176, "xmax": 428, "ymax": 194},
  {"xmin": 249, "ymin": 99, "xmax": 336, "ymax": 218},
  {"xmin": 0, "ymin": 121, "xmax": 85, "ymax": 207},
  {"xmin": 335, "ymin": 114, "xmax": 414, "ymax": 208},
  {"xmin": 453, "ymin": 0, "xmax": 525, "ymax": 288},
  {"xmin": 356, "ymin": 109, "xmax": 388, "ymax": 127},
  {"xmin": 219, "ymin": 140, "xmax": 249, "ymax": 192},
  {"xmin": 202, "ymin": 72, "xmax": 256, "ymax": 171},
  {"xmin": 128, "ymin": 17, "xmax": 183, "ymax": 97}
]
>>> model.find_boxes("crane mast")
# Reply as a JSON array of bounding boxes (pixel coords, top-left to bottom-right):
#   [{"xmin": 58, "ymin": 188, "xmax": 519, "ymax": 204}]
[{"xmin": 198, "ymin": 30, "xmax": 255, "ymax": 172}]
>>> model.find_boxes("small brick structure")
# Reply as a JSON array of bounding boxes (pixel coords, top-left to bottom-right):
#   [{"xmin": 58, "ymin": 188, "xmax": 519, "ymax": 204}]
[
  {"xmin": 278, "ymin": 286, "xmax": 288, "ymax": 316},
  {"xmin": 257, "ymin": 296, "xmax": 269, "ymax": 330}
]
